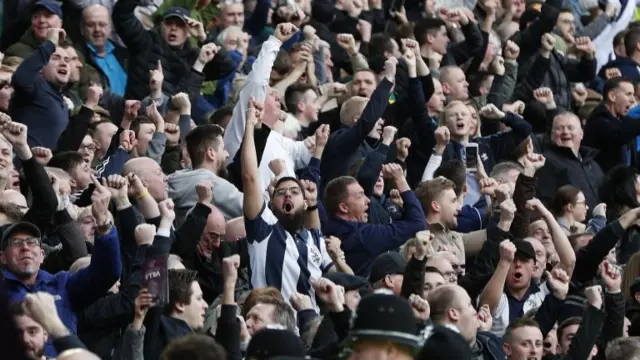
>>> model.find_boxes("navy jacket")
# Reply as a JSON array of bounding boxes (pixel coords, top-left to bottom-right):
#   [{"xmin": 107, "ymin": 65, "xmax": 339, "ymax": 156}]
[
  {"xmin": 442, "ymin": 113, "xmax": 533, "ymax": 174},
  {"xmin": 10, "ymin": 41, "xmax": 69, "ymax": 150},
  {"xmin": 2, "ymin": 226, "xmax": 122, "ymax": 357},
  {"xmin": 599, "ymin": 56, "xmax": 640, "ymax": 84},
  {"xmin": 324, "ymin": 190, "xmax": 427, "ymax": 277}
]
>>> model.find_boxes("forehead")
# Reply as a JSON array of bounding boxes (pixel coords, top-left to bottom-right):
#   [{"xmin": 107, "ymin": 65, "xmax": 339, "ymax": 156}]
[
  {"xmin": 139, "ymin": 123, "xmax": 156, "ymax": 132},
  {"xmin": 97, "ymin": 122, "xmax": 118, "ymax": 133},
  {"xmin": 275, "ymin": 179, "xmax": 299, "ymax": 190},
  {"xmin": 52, "ymin": 47, "xmax": 68, "ymax": 58},
  {"xmin": 354, "ymin": 71, "xmax": 375, "ymax": 81},
  {"xmin": 558, "ymin": 12, "xmax": 574, "ymax": 20},
  {"xmin": 225, "ymin": 3, "xmax": 244, "ymax": 13},
  {"xmin": 82, "ymin": 134, "xmax": 93, "ymax": 143},
  {"xmin": 84, "ymin": 7, "xmax": 109, "ymax": 21},
  {"xmin": 190, "ymin": 281, "xmax": 203, "ymax": 297},
  {"xmin": 553, "ymin": 114, "xmax": 580, "ymax": 128},
  {"xmin": 14, "ymin": 314, "xmax": 43, "ymax": 330},
  {"xmin": 512, "ymin": 325, "xmax": 543, "ymax": 341},
  {"xmin": 65, "ymin": 47, "xmax": 78, "ymax": 57},
  {"xmin": 447, "ymin": 103, "xmax": 470, "ymax": 114},
  {"xmin": 10, "ymin": 231, "xmax": 36, "ymax": 239},
  {"xmin": 250, "ymin": 302, "xmax": 275, "ymax": 315},
  {"xmin": 424, "ymin": 271, "xmax": 446, "ymax": 283},
  {"xmin": 618, "ymin": 82, "xmax": 635, "ymax": 92}
]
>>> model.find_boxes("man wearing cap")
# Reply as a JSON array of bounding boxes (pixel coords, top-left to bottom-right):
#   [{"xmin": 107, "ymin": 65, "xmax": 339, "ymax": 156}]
[
  {"xmin": 478, "ymin": 239, "xmax": 551, "ymax": 337},
  {"xmin": 344, "ymin": 292, "xmax": 422, "ymax": 360},
  {"xmin": 1, "ymin": 177, "xmax": 122, "ymax": 357},
  {"xmin": 369, "ymin": 252, "xmax": 406, "ymax": 295},
  {"xmin": 112, "ymin": 1, "xmax": 235, "ymax": 101},
  {"xmin": 5, "ymin": 0, "xmax": 63, "ymax": 59}
]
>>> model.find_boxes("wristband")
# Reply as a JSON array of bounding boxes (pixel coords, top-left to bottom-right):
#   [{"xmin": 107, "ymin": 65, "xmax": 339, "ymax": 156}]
[
  {"xmin": 136, "ymin": 189, "xmax": 149, "ymax": 200},
  {"xmin": 307, "ymin": 205, "xmax": 318, "ymax": 212}
]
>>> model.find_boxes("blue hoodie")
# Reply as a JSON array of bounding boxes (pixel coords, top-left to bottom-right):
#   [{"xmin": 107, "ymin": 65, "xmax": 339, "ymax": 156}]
[{"xmin": 599, "ymin": 57, "xmax": 640, "ymax": 84}]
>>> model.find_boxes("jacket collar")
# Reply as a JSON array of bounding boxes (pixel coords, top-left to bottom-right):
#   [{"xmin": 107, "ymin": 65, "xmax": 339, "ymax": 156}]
[
  {"xmin": 2, "ymin": 268, "xmax": 56, "ymax": 286},
  {"xmin": 548, "ymin": 143, "xmax": 599, "ymax": 161}
]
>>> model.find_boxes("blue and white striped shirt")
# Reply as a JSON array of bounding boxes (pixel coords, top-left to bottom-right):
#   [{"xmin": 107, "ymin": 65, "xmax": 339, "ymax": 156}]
[{"xmin": 245, "ymin": 204, "xmax": 333, "ymax": 311}]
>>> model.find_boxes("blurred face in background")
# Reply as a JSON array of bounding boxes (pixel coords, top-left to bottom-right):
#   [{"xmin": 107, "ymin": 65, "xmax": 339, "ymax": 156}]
[
  {"xmin": 135, "ymin": 123, "xmax": 157, "ymax": 155},
  {"xmin": 161, "ymin": 17, "xmax": 189, "ymax": 47},
  {"xmin": 427, "ymin": 78, "xmax": 445, "ymax": 115},
  {"xmin": 31, "ymin": 7, "xmax": 62, "ymax": 41},
  {"xmin": 79, "ymin": 135, "xmax": 96, "ymax": 165},
  {"xmin": 607, "ymin": 80, "xmax": 636, "ymax": 117},
  {"xmin": 64, "ymin": 46, "xmax": 83, "ymax": 84},
  {"xmin": 81, "ymin": 5, "xmax": 111, "ymax": 50},
  {"xmin": 222, "ymin": 3, "xmax": 245, "ymax": 28},
  {"xmin": 0, "ymin": 72, "xmax": 14, "ymax": 112},
  {"xmin": 444, "ymin": 103, "xmax": 471, "ymax": 138}
]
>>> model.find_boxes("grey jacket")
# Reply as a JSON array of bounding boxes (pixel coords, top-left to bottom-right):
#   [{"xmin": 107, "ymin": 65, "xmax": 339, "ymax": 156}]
[{"xmin": 167, "ymin": 168, "xmax": 243, "ymax": 225}]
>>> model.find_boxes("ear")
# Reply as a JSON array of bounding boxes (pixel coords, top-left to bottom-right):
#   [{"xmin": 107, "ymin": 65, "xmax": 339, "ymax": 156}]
[
  {"xmin": 338, "ymin": 201, "xmax": 349, "ymax": 215},
  {"xmin": 174, "ymin": 301, "xmax": 186, "ymax": 314},
  {"xmin": 426, "ymin": 33, "xmax": 435, "ymax": 45},
  {"xmin": 296, "ymin": 101, "xmax": 305, "ymax": 114},
  {"xmin": 607, "ymin": 89, "xmax": 617, "ymax": 103},
  {"xmin": 566, "ymin": 203, "xmax": 574, "ymax": 213},
  {"xmin": 441, "ymin": 83, "xmax": 450, "ymax": 94},
  {"xmin": 448, "ymin": 308, "xmax": 459, "ymax": 322},
  {"xmin": 462, "ymin": 183, "xmax": 468, "ymax": 194},
  {"xmin": 0, "ymin": 251, "xmax": 6, "ymax": 265},
  {"xmin": 69, "ymin": 179, "xmax": 77, "ymax": 188},
  {"xmin": 206, "ymin": 147, "xmax": 216, "ymax": 162},
  {"xmin": 430, "ymin": 200, "xmax": 441, "ymax": 214},
  {"xmin": 384, "ymin": 274, "xmax": 394, "ymax": 288},
  {"xmin": 503, "ymin": 342, "xmax": 512, "ymax": 356}
]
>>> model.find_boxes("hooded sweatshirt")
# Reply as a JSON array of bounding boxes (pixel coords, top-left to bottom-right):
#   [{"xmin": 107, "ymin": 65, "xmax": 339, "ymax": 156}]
[{"xmin": 167, "ymin": 168, "xmax": 243, "ymax": 225}]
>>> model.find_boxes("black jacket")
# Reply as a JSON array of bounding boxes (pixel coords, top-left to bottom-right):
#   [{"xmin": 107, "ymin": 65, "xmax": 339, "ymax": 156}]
[
  {"xmin": 537, "ymin": 144, "xmax": 603, "ymax": 211},
  {"xmin": 583, "ymin": 103, "xmax": 640, "ymax": 173},
  {"xmin": 112, "ymin": 0, "xmax": 234, "ymax": 100}
]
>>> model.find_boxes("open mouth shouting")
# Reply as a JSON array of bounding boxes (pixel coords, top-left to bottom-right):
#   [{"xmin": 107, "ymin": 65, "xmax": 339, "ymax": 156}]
[{"xmin": 283, "ymin": 200, "xmax": 294, "ymax": 214}]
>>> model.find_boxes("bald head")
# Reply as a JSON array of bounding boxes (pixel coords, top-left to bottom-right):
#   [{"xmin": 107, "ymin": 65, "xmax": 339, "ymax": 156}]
[
  {"xmin": 81, "ymin": 5, "xmax": 111, "ymax": 49},
  {"xmin": 0, "ymin": 190, "xmax": 27, "ymax": 208},
  {"xmin": 124, "ymin": 157, "xmax": 168, "ymax": 202},
  {"xmin": 225, "ymin": 217, "xmax": 246, "ymax": 242}
]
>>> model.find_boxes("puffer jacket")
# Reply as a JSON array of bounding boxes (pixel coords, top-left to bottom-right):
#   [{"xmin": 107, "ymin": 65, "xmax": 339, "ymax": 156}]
[{"xmin": 112, "ymin": 0, "xmax": 234, "ymax": 100}]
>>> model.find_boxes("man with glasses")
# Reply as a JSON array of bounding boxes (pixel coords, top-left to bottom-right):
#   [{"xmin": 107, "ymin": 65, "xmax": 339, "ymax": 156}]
[{"xmin": 1, "ymin": 175, "xmax": 122, "ymax": 357}]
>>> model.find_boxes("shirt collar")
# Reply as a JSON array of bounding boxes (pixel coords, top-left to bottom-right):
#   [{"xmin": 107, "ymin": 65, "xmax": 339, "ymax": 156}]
[{"xmin": 86, "ymin": 40, "xmax": 114, "ymax": 56}]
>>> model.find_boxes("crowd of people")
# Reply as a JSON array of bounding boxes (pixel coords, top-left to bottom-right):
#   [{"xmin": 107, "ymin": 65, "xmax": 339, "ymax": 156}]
[{"xmin": 4, "ymin": 0, "xmax": 640, "ymax": 359}]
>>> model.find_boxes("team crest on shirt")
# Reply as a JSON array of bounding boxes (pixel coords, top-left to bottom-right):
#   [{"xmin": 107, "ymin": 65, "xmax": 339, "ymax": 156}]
[{"xmin": 309, "ymin": 245, "xmax": 322, "ymax": 265}]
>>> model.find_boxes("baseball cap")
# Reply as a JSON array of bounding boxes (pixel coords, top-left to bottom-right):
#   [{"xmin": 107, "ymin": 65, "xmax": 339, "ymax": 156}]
[
  {"xmin": 1, "ymin": 222, "xmax": 42, "ymax": 249},
  {"xmin": 514, "ymin": 240, "xmax": 536, "ymax": 262},
  {"xmin": 163, "ymin": 7, "xmax": 189, "ymax": 23},
  {"xmin": 33, "ymin": 0, "xmax": 63, "ymax": 18},
  {"xmin": 369, "ymin": 252, "xmax": 406, "ymax": 284}
]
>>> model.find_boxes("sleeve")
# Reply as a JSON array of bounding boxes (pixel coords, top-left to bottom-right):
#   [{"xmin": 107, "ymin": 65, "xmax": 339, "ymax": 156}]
[
  {"xmin": 120, "ymin": 324, "xmax": 146, "ymax": 360},
  {"xmin": 42, "ymin": 209, "xmax": 89, "ymax": 273},
  {"xmin": 244, "ymin": 202, "xmax": 278, "ymax": 244},
  {"xmin": 447, "ymin": 22, "xmax": 484, "ymax": 66},
  {"xmin": 171, "ymin": 203, "xmax": 211, "ymax": 267},
  {"xmin": 56, "ymin": 106, "xmax": 93, "ymax": 152},
  {"xmin": 355, "ymin": 144, "xmax": 389, "ymax": 197},
  {"xmin": 11, "ymin": 40, "xmax": 56, "ymax": 95},
  {"xmin": 211, "ymin": 177, "xmax": 244, "ymax": 220},
  {"xmin": 145, "ymin": 131, "xmax": 167, "ymax": 164},
  {"xmin": 215, "ymin": 304, "xmax": 242, "ymax": 360},
  {"xmin": 201, "ymin": 48, "xmax": 236, "ymax": 81},
  {"xmin": 67, "ymin": 226, "xmax": 122, "ymax": 309},
  {"xmin": 314, "ymin": 231, "xmax": 334, "ymax": 272},
  {"xmin": 224, "ymin": 36, "xmax": 283, "ymax": 164},
  {"xmin": 563, "ymin": 305, "xmax": 605, "ymax": 360},
  {"xmin": 112, "ymin": 0, "xmax": 153, "ymax": 51},
  {"xmin": 561, "ymin": 55, "xmax": 598, "ymax": 84}
]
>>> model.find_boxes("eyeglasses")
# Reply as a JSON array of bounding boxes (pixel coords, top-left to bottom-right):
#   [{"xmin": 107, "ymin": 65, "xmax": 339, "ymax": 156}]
[
  {"xmin": 80, "ymin": 143, "xmax": 96, "ymax": 152},
  {"xmin": 273, "ymin": 186, "xmax": 302, "ymax": 197},
  {"xmin": 203, "ymin": 232, "xmax": 225, "ymax": 243},
  {"xmin": 8, "ymin": 237, "xmax": 40, "ymax": 248}
]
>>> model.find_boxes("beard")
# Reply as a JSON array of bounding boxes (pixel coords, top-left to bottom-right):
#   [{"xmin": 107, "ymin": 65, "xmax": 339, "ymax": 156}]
[
  {"xmin": 272, "ymin": 206, "xmax": 306, "ymax": 234},
  {"xmin": 26, "ymin": 347, "xmax": 44, "ymax": 360},
  {"xmin": 217, "ymin": 163, "xmax": 229, "ymax": 179}
]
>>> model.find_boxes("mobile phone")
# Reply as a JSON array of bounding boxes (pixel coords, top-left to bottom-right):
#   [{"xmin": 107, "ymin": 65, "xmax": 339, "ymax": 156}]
[{"xmin": 465, "ymin": 143, "xmax": 479, "ymax": 172}]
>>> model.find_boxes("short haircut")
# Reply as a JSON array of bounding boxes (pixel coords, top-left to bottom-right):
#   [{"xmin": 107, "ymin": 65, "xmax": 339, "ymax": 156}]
[
  {"xmin": 490, "ymin": 161, "xmax": 524, "ymax": 183},
  {"xmin": 323, "ymin": 176, "xmax": 359, "ymax": 216},
  {"xmin": 425, "ymin": 266, "xmax": 444, "ymax": 276},
  {"xmin": 0, "ymin": 202, "xmax": 25, "ymax": 224},
  {"xmin": 606, "ymin": 337, "xmax": 640, "ymax": 360},
  {"xmin": 426, "ymin": 285, "xmax": 458, "ymax": 323},
  {"xmin": 439, "ymin": 66, "xmax": 462, "ymax": 86},
  {"xmin": 552, "ymin": 185, "xmax": 581, "ymax": 216},
  {"xmin": 241, "ymin": 287, "xmax": 283, "ymax": 317},
  {"xmin": 414, "ymin": 178, "xmax": 456, "ymax": 215},
  {"xmin": 251, "ymin": 296, "xmax": 297, "ymax": 332},
  {"xmin": 339, "ymin": 96, "xmax": 368, "ymax": 124},
  {"xmin": 131, "ymin": 115, "xmax": 154, "ymax": 135},
  {"xmin": 88, "ymin": 119, "xmax": 115, "ymax": 137},
  {"xmin": 273, "ymin": 50, "xmax": 292, "ymax": 76},
  {"xmin": 284, "ymin": 83, "xmax": 316, "ymax": 114},
  {"xmin": 557, "ymin": 316, "xmax": 582, "ymax": 340},
  {"xmin": 625, "ymin": 28, "xmax": 640, "ymax": 56},
  {"xmin": 603, "ymin": 77, "xmax": 633, "ymax": 101},
  {"xmin": 48, "ymin": 151, "xmax": 85, "ymax": 173},
  {"xmin": 166, "ymin": 269, "xmax": 199, "ymax": 314},
  {"xmin": 185, "ymin": 124, "xmax": 225, "ymax": 168},
  {"xmin": 160, "ymin": 334, "xmax": 227, "ymax": 360},
  {"xmin": 414, "ymin": 17, "xmax": 447, "ymax": 46},
  {"xmin": 207, "ymin": 106, "xmax": 233, "ymax": 127},
  {"xmin": 216, "ymin": 25, "xmax": 242, "ymax": 45},
  {"xmin": 433, "ymin": 160, "xmax": 466, "ymax": 197},
  {"xmin": 369, "ymin": 33, "xmax": 395, "ymax": 56},
  {"xmin": 614, "ymin": 30, "xmax": 627, "ymax": 48},
  {"xmin": 8, "ymin": 301, "xmax": 26, "ymax": 317},
  {"xmin": 504, "ymin": 317, "xmax": 540, "ymax": 343}
]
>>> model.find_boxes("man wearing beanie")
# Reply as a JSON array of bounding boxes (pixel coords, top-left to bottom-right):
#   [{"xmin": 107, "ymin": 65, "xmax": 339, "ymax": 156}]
[
  {"xmin": 343, "ymin": 292, "xmax": 422, "ymax": 359},
  {"xmin": 246, "ymin": 327, "xmax": 306, "ymax": 359}
]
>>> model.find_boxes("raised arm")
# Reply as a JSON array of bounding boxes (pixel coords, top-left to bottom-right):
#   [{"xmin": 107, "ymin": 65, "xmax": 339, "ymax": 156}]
[
  {"xmin": 242, "ymin": 100, "xmax": 266, "ymax": 220},
  {"xmin": 224, "ymin": 23, "xmax": 297, "ymax": 164},
  {"xmin": 12, "ymin": 29, "xmax": 64, "ymax": 94},
  {"xmin": 478, "ymin": 240, "xmax": 514, "ymax": 314},
  {"xmin": 67, "ymin": 175, "xmax": 122, "ymax": 308},
  {"xmin": 112, "ymin": 0, "xmax": 153, "ymax": 51}
]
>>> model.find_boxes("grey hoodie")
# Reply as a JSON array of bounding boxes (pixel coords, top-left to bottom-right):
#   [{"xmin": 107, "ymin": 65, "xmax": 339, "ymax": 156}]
[{"xmin": 167, "ymin": 168, "xmax": 243, "ymax": 225}]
